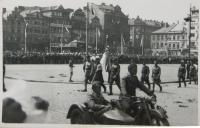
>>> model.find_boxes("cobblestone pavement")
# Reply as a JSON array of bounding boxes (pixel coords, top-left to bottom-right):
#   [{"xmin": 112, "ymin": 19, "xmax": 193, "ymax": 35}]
[{"xmin": 3, "ymin": 64, "xmax": 198, "ymax": 126}]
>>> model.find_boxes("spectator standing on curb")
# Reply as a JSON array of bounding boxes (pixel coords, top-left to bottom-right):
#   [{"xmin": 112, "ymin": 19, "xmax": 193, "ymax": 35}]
[{"xmin": 68, "ymin": 58, "xmax": 74, "ymax": 82}]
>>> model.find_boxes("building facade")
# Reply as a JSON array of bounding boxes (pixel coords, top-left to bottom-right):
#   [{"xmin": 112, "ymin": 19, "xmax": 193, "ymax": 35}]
[
  {"xmin": 151, "ymin": 23, "xmax": 188, "ymax": 56},
  {"xmin": 3, "ymin": 5, "xmax": 73, "ymax": 53},
  {"xmin": 129, "ymin": 16, "xmax": 168, "ymax": 55},
  {"xmin": 190, "ymin": 6, "xmax": 199, "ymax": 52},
  {"xmin": 84, "ymin": 3, "xmax": 129, "ymax": 53}
]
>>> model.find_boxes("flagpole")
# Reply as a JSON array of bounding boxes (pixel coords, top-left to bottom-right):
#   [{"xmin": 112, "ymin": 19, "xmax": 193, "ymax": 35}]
[
  {"xmin": 85, "ymin": 2, "xmax": 89, "ymax": 55},
  {"xmin": 61, "ymin": 24, "xmax": 63, "ymax": 53},
  {"xmin": 121, "ymin": 33, "xmax": 123, "ymax": 55},
  {"xmin": 96, "ymin": 27, "xmax": 98, "ymax": 54}
]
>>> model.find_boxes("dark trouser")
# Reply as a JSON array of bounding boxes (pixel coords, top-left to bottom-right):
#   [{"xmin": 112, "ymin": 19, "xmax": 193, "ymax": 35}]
[
  {"xmin": 152, "ymin": 78, "xmax": 162, "ymax": 92},
  {"xmin": 109, "ymin": 76, "xmax": 121, "ymax": 94},
  {"xmin": 178, "ymin": 76, "xmax": 186, "ymax": 87},
  {"xmin": 141, "ymin": 76, "xmax": 151, "ymax": 89},
  {"xmin": 186, "ymin": 70, "xmax": 190, "ymax": 79},
  {"xmin": 3, "ymin": 70, "xmax": 6, "ymax": 92},
  {"xmin": 84, "ymin": 71, "xmax": 91, "ymax": 91},
  {"xmin": 189, "ymin": 74, "xmax": 196, "ymax": 84}
]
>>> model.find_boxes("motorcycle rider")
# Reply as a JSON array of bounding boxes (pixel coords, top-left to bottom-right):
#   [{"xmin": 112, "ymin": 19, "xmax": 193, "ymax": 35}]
[
  {"xmin": 86, "ymin": 77, "xmax": 111, "ymax": 119},
  {"xmin": 108, "ymin": 58, "xmax": 121, "ymax": 95},
  {"xmin": 141, "ymin": 62, "xmax": 151, "ymax": 90},
  {"xmin": 178, "ymin": 60, "xmax": 187, "ymax": 88},
  {"xmin": 120, "ymin": 63, "xmax": 155, "ymax": 112}
]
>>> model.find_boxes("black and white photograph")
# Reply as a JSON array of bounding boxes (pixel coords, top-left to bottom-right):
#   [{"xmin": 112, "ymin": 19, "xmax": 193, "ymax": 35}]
[{"xmin": 0, "ymin": 0, "xmax": 199, "ymax": 127}]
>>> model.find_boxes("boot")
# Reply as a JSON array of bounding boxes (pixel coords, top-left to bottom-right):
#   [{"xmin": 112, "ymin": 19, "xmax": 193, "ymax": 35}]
[{"xmin": 108, "ymin": 85, "xmax": 113, "ymax": 95}]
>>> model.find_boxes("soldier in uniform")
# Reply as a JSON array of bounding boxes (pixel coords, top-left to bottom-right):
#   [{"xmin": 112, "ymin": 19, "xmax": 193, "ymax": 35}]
[
  {"xmin": 92, "ymin": 56, "xmax": 107, "ymax": 93},
  {"xmin": 86, "ymin": 83, "xmax": 111, "ymax": 120},
  {"xmin": 186, "ymin": 60, "xmax": 191, "ymax": 79},
  {"xmin": 178, "ymin": 60, "xmax": 187, "ymax": 88},
  {"xmin": 82, "ymin": 55, "xmax": 92, "ymax": 92},
  {"xmin": 108, "ymin": 58, "xmax": 121, "ymax": 95},
  {"xmin": 141, "ymin": 62, "xmax": 151, "ymax": 90},
  {"xmin": 188, "ymin": 61, "xmax": 196, "ymax": 84},
  {"xmin": 68, "ymin": 58, "xmax": 74, "ymax": 82},
  {"xmin": 152, "ymin": 60, "xmax": 162, "ymax": 92}
]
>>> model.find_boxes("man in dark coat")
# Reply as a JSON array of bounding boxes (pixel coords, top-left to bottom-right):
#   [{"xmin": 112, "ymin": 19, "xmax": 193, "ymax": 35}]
[
  {"xmin": 141, "ymin": 62, "xmax": 151, "ymax": 90},
  {"xmin": 178, "ymin": 60, "xmax": 187, "ymax": 87}
]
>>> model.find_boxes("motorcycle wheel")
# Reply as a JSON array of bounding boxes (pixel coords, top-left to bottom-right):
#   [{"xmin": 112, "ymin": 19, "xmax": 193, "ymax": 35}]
[
  {"xmin": 150, "ymin": 112, "xmax": 169, "ymax": 126},
  {"xmin": 70, "ymin": 108, "xmax": 85, "ymax": 124}
]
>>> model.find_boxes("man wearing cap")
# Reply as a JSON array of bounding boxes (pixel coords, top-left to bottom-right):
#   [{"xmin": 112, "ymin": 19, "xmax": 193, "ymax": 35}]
[
  {"xmin": 120, "ymin": 63, "xmax": 155, "ymax": 113},
  {"xmin": 152, "ymin": 60, "xmax": 162, "ymax": 92},
  {"xmin": 86, "ymin": 83, "xmax": 111, "ymax": 118},
  {"xmin": 121, "ymin": 63, "xmax": 154, "ymax": 97},
  {"xmin": 178, "ymin": 60, "xmax": 187, "ymax": 88},
  {"xmin": 141, "ymin": 62, "xmax": 151, "ymax": 90},
  {"xmin": 83, "ymin": 55, "xmax": 92, "ymax": 92},
  {"xmin": 108, "ymin": 58, "xmax": 121, "ymax": 95},
  {"xmin": 92, "ymin": 56, "xmax": 107, "ymax": 92}
]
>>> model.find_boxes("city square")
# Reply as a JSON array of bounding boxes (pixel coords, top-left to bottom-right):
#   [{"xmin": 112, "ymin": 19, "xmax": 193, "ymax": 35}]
[
  {"xmin": 1, "ymin": 0, "xmax": 199, "ymax": 126},
  {"xmin": 3, "ymin": 64, "xmax": 198, "ymax": 125}
]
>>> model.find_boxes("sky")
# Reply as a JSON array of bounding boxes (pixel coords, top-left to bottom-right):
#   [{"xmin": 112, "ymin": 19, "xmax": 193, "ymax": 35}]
[{"xmin": 1, "ymin": 0, "xmax": 199, "ymax": 24}]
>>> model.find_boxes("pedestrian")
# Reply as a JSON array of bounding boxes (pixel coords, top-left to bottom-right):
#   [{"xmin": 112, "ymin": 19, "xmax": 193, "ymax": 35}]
[
  {"xmin": 152, "ymin": 60, "xmax": 162, "ymax": 92},
  {"xmin": 188, "ymin": 61, "xmax": 196, "ymax": 84},
  {"xmin": 141, "ymin": 62, "xmax": 151, "ymax": 90},
  {"xmin": 92, "ymin": 56, "xmax": 106, "ymax": 93},
  {"xmin": 178, "ymin": 60, "xmax": 187, "ymax": 88},
  {"xmin": 186, "ymin": 60, "xmax": 191, "ymax": 79},
  {"xmin": 82, "ymin": 55, "xmax": 92, "ymax": 92},
  {"xmin": 68, "ymin": 58, "xmax": 74, "ymax": 82},
  {"xmin": 3, "ymin": 62, "xmax": 6, "ymax": 92},
  {"xmin": 108, "ymin": 58, "xmax": 121, "ymax": 95}
]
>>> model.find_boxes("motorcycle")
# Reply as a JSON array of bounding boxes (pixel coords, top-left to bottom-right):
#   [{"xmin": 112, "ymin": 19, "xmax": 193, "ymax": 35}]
[{"xmin": 66, "ymin": 96, "xmax": 169, "ymax": 126}]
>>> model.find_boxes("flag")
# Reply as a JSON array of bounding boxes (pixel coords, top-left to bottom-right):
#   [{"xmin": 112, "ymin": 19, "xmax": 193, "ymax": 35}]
[
  {"xmin": 97, "ymin": 28, "xmax": 100, "ymax": 37},
  {"xmin": 122, "ymin": 35, "xmax": 125, "ymax": 45},
  {"xmin": 65, "ymin": 27, "xmax": 69, "ymax": 33},
  {"xmin": 140, "ymin": 35, "xmax": 144, "ymax": 47}
]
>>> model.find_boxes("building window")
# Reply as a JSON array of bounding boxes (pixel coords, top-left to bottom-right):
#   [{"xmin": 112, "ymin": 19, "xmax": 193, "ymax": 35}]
[
  {"xmin": 169, "ymin": 44, "xmax": 171, "ymax": 49},
  {"xmin": 173, "ymin": 44, "xmax": 175, "ymax": 49},
  {"xmin": 177, "ymin": 35, "xmax": 180, "ymax": 40},
  {"xmin": 177, "ymin": 43, "xmax": 179, "ymax": 49},
  {"xmin": 161, "ymin": 35, "xmax": 163, "ymax": 40},
  {"xmin": 161, "ymin": 43, "xmax": 163, "ymax": 48},
  {"xmin": 182, "ymin": 35, "xmax": 185, "ymax": 39},
  {"xmin": 173, "ymin": 35, "xmax": 175, "ymax": 40}
]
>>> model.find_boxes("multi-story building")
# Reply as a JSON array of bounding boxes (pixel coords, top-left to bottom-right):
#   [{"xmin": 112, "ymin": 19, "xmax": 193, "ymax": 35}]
[
  {"xmin": 3, "ymin": 5, "xmax": 73, "ymax": 52},
  {"xmin": 129, "ymin": 16, "xmax": 168, "ymax": 55},
  {"xmin": 151, "ymin": 23, "xmax": 188, "ymax": 56},
  {"xmin": 190, "ymin": 6, "xmax": 199, "ymax": 52},
  {"xmin": 84, "ymin": 3, "xmax": 129, "ymax": 53},
  {"xmin": 42, "ymin": 5, "xmax": 73, "ymax": 52}
]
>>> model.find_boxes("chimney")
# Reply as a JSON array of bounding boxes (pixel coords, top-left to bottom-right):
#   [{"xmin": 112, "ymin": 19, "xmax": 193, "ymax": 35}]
[{"xmin": 3, "ymin": 8, "xmax": 6, "ymax": 14}]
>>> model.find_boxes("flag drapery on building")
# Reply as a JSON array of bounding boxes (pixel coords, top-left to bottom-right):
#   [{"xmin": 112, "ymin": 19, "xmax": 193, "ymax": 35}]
[{"xmin": 88, "ymin": 3, "xmax": 105, "ymax": 29}]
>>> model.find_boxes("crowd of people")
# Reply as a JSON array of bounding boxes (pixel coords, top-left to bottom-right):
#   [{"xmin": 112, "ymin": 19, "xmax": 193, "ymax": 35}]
[{"xmin": 3, "ymin": 51, "xmax": 198, "ymax": 64}]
